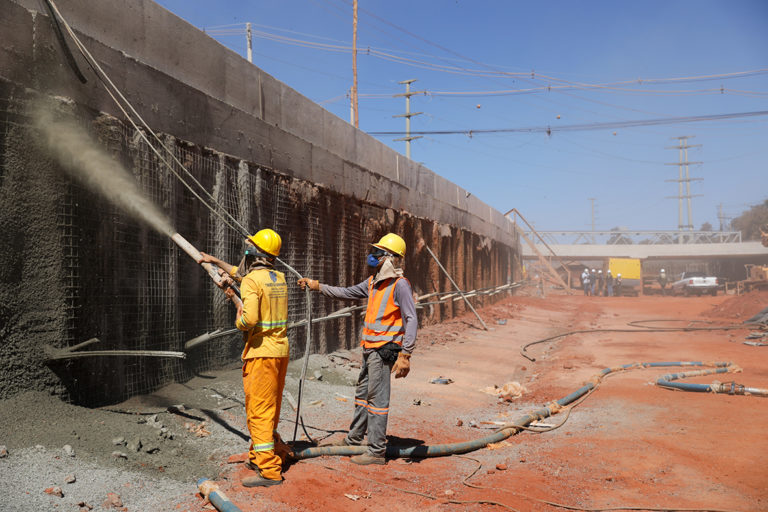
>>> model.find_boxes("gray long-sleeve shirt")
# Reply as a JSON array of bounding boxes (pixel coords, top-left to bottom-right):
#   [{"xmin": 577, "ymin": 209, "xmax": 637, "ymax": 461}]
[{"xmin": 321, "ymin": 276, "xmax": 417, "ymax": 354}]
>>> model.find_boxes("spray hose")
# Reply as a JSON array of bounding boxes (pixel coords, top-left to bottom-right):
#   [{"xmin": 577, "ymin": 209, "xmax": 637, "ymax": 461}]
[{"xmin": 292, "ymin": 361, "xmax": 761, "ymax": 461}]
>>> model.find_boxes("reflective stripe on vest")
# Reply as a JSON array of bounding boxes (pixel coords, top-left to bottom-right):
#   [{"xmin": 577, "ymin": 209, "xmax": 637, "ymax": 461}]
[{"xmin": 361, "ymin": 276, "xmax": 405, "ymax": 349}]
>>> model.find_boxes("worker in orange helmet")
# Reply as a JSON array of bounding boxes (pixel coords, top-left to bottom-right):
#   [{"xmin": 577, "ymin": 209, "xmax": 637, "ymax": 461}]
[
  {"xmin": 298, "ymin": 233, "xmax": 418, "ymax": 465},
  {"xmin": 200, "ymin": 228, "xmax": 291, "ymax": 487}
]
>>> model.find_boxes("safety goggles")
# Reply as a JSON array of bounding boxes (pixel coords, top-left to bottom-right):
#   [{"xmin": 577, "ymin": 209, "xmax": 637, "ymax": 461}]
[{"xmin": 370, "ymin": 247, "xmax": 388, "ymax": 259}]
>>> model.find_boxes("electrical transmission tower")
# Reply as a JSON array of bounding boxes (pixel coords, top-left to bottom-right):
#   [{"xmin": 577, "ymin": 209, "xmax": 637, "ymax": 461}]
[
  {"xmin": 665, "ymin": 136, "xmax": 702, "ymax": 237},
  {"xmin": 393, "ymin": 79, "xmax": 426, "ymax": 159},
  {"xmin": 588, "ymin": 197, "xmax": 597, "ymax": 243},
  {"xmin": 717, "ymin": 203, "xmax": 732, "ymax": 232}
]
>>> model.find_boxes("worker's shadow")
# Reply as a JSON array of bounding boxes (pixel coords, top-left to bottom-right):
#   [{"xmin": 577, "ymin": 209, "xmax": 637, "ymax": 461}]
[
  {"xmin": 201, "ymin": 408, "xmax": 249, "ymax": 442},
  {"xmin": 387, "ymin": 434, "xmax": 428, "ymax": 463}
]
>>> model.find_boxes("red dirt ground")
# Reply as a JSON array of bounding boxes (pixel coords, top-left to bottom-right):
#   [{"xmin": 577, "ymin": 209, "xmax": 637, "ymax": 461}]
[{"xmin": 188, "ymin": 289, "xmax": 768, "ymax": 512}]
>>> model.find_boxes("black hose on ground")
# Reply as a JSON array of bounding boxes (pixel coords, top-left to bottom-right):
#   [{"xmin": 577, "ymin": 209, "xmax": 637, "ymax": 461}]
[
  {"xmin": 520, "ymin": 323, "xmax": 753, "ymax": 362},
  {"xmin": 292, "ymin": 361, "xmax": 737, "ymax": 461}
]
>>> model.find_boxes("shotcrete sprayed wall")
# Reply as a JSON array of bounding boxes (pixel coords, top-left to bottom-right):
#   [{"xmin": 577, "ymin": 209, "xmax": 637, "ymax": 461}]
[{"xmin": 0, "ymin": 0, "xmax": 520, "ymax": 405}]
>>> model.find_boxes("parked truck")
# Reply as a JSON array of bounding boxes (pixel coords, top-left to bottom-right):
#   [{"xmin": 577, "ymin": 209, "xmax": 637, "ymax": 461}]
[{"xmin": 671, "ymin": 271, "xmax": 719, "ymax": 296}]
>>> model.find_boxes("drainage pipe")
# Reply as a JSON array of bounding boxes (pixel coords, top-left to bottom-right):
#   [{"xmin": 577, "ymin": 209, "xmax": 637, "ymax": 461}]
[
  {"xmin": 293, "ymin": 361, "xmax": 735, "ymax": 460},
  {"xmin": 197, "ymin": 479, "xmax": 242, "ymax": 512}
]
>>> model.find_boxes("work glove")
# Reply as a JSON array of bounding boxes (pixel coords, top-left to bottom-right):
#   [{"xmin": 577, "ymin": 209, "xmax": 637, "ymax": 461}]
[
  {"xmin": 273, "ymin": 432, "xmax": 295, "ymax": 462},
  {"xmin": 217, "ymin": 273, "xmax": 234, "ymax": 291},
  {"xmin": 297, "ymin": 278, "xmax": 321, "ymax": 291},
  {"xmin": 391, "ymin": 352, "xmax": 411, "ymax": 379}
]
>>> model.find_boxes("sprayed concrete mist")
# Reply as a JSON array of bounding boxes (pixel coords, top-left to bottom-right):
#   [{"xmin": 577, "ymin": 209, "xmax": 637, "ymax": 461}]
[{"xmin": 32, "ymin": 103, "xmax": 175, "ymax": 237}]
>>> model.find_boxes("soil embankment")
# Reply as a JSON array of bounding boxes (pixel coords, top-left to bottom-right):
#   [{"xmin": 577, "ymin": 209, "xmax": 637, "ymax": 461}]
[{"xmin": 1, "ymin": 289, "xmax": 766, "ymax": 511}]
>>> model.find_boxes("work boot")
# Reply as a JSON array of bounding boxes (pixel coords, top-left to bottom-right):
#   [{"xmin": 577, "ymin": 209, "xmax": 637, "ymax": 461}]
[
  {"xmin": 241, "ymin": 473, "xmax": 283, "ymax": 487},
  {"xmin": 350, "ymin": 453, "xmax": 386, "ymax": 465}
]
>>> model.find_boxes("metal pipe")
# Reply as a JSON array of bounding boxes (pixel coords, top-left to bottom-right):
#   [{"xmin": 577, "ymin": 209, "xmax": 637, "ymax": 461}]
[
  {"xmin": 424, "ymin": 245, "xmax": 488, "ymax": 331},
  {"xmin": 47, "ymin": 350, "xmax": 186, "ymax": 361},
  {"xmin": 197, "ymin": 479, "xmax": 242, "ymax": 512},
  {"xmin": 66, "ymin": 337, "xmax": 100, "ymax": 352}
]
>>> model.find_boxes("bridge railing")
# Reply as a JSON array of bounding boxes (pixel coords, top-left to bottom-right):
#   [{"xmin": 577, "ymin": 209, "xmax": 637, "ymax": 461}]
[{"xmin": 526, "ymin": 230, "xmax": 742, "ymax": 245}]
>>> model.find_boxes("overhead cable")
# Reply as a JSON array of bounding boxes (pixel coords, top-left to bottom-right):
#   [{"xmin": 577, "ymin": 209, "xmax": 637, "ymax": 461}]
[{"xmin": 368, "ymin": 110, "xmax": 768, "ymax": 136}]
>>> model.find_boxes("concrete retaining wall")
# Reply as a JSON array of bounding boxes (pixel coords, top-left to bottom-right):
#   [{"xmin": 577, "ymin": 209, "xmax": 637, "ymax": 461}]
[{"xmin": 0, "ymin": 0, "xmax": 520, "ymax": 404}]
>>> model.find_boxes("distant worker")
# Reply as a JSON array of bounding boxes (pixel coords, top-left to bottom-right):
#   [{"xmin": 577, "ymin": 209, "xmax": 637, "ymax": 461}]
[
  {"xmin": 605, "ymin": 270, "xmax": 614, "ymax": 297},
  {"xmin": 658, "ymin": 268, "xmax": 668, "ymax": 296},
  {"xmin": 581, "ymin": 268, "xmax": 591, "ymax": 296},
  {"xmin": 597, "ymin": 270, "xmax": 604, "ymax": 296},
  {"xmin": 298, "ymin": 233, "xmax": 417, "ymax": 465},
  {"xmin": 615, "ymin": 273, "xmax": 623, "ymax": 296},
  {"xmin": 590, "ymin": 268, "xmax": 597, "ymax": 296},
  {"xmin": 200, "ymin": 229, "xmax": 292, "ymax": 487}
]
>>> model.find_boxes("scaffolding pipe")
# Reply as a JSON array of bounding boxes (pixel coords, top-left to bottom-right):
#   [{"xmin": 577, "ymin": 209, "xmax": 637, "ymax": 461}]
[{"xmin": 293, "ymin": 361, "xmax": 741, "ymax": 460}]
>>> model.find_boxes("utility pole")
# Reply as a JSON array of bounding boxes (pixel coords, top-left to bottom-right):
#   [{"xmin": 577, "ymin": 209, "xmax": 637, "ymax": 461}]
[
  {"xmin": 717, "ymin": 203, "xmax": 728, "ymax": 231},
  {"xmin": 349, "ymin": 87, "xmax": 354, "ymax": 125},
  {"xmin": 393, "ymin": 79, "xmax": 425, "ymax": 159},
  {"xmin": 665, "ymin": 136, "xmax": 702, "ymax": 242},
  {"xmin": 246, "ymin": 22, "xmax": 252, "ymax": 63},
  {"xmin": 351, "ymin": 0, "xmax": 359, "ymax": 128}
]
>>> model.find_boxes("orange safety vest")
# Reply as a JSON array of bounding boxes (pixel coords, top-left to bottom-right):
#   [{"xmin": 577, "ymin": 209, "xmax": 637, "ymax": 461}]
[{"xmin": 361, "ymin": 276, "xmax": 406, "ymax": 349}]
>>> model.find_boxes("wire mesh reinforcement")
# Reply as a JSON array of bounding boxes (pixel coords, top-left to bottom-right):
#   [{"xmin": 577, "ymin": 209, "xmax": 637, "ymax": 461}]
[{"xmin": 0, "ymin": 89, "xmax": 516, "ymax": 404}]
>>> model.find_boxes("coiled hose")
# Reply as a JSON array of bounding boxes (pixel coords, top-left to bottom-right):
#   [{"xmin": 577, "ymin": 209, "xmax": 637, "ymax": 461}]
[{"xmin": 292, "ymin": 360, "xmax": 743, "ymax": 461}]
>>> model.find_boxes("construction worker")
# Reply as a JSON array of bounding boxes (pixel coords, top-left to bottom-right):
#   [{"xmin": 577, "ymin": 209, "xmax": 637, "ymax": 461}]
[
  {"xmin": 658, "ymin": 269, "xmax": 668, "ymax": 296},
  {"xmin": 605, "ymin": 270, "xmax": 614, "ymax": 297},
  {"xmin": 590, "ymin": 269, "xmax": 597, "ymax": 296},
  {"xmin": 615, "ymin": 273, "xmax": 623, "ymax": 296},
  {"xmin": 597, "ymin": 270, "xmax": 604, "ymax": 296},
  {"xmin": 200, "ymin": 229, "xmax": 291, "ymax": 487},
  {"xmin": 297, "ymin": 233, "xmax": 417, "ymax": 465},
  {"xmin": 581, "ymin": 268, "xmax": 590, "ymax": 296}
]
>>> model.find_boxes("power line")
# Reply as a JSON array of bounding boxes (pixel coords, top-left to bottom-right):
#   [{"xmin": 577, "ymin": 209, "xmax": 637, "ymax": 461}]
[
  {"xmin": 201, "ymin": 24, "xmax": 768, "ymax": 97},
  {"xmin": 368, "ymin": 110, "xmax": 768, "ymax": 136}
]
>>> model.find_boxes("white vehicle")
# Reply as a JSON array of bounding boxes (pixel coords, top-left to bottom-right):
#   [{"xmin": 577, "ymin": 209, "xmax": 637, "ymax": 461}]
[{"xmin": 671, "ymin": 271, "xmax": 719, "ymax": 296}]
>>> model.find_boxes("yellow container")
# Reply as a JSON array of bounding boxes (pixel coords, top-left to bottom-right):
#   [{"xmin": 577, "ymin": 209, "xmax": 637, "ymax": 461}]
[{"xmin": 608, "ymin": 258, "xmax": 642, "ymax": 287}]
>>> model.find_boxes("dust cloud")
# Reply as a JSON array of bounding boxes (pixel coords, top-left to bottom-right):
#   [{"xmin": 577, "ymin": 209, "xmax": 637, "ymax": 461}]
[{"xmin": 32, "ymin": 103, "xmax": 175, "ymax": 237}]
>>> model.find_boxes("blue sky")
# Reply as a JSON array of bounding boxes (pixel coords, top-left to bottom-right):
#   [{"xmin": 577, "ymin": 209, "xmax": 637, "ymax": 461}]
[{"xmin": 154, "ymin": 0, "xmax": 768, "ymax": 231}]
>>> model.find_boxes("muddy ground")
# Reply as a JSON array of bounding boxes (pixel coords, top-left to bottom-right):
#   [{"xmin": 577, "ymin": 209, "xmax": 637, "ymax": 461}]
[{"xmin": 1, "ymin": 288, "xmax": 767, "ymax": 511}]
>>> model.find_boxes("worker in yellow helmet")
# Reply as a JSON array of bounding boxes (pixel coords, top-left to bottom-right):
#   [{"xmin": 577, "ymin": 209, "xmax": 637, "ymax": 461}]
[
  {"xmin": 298, "ymin": 233, "xmax": 418, "ymax": 465},
  {"xmin": 200, "ymin": 229, "xmax": 291, "ymax": 487}
]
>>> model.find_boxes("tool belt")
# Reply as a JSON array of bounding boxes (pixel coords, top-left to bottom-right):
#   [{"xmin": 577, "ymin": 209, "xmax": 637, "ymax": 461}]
[{"xmin": 375, "ymin": 342, "xmax": 402, "ymax": 363}]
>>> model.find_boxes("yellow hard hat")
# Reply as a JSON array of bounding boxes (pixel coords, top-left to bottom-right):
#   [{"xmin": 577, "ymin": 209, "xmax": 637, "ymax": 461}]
[
  {"xmin": 248, "ymin": 228, "xmax": 282, "ymax": 257},
  {"xmin": 372, "ymin": 233, "xmax": 406, "ymax": 258}
]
